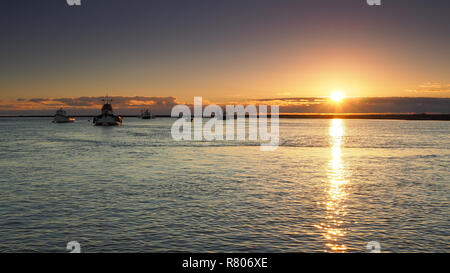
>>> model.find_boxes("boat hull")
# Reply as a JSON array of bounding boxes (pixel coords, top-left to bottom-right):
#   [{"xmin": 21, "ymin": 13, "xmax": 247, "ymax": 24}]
[
  {"xmin": 94, "ymin": 121, "xmax": 122, "ymax": 126},
  {"xmin": 93, "ymin": 115, "xmax": 122, "ymax": 126},
  {"xmin": 53, "ymin": 117, "xmax": 75, "ymax": 123}
]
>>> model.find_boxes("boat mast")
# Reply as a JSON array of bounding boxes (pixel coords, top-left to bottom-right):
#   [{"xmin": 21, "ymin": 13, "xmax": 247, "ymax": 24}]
[{"xmin": 103, "ymin": 93, "xmax": 112, "ymax": 105}]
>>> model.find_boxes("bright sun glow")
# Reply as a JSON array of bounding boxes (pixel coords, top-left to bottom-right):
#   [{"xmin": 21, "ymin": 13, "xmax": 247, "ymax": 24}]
[{"xmin": 330, "ymin": 91, "xmax": 345, "ymax": 102}]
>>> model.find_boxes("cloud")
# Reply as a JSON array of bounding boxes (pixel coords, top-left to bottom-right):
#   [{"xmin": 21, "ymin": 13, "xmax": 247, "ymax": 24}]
[
  {"xmin": 0, "ymin": 96, "xmax": 180, "ymax": 115},
  {"xmin": 256, "ymin": 97, "xmax": 450, "ymax": 114},
  {"xmin": 405, "ymin": 82, "xmax": 450, "ymax": 93},
  {"xmin": 25, "ymin": 96, "xmax": 179, "ymax": 108},
  {"xmin": 0, "ymin": 96, "xmax": 449, "ymax": 115},
  {"xmin": 186, "ymin": 97, "xmax": 450, "ymax": 114},
  {"xmin": 251, "ymin": 97, "xmax": 328, "ymax": 104}
]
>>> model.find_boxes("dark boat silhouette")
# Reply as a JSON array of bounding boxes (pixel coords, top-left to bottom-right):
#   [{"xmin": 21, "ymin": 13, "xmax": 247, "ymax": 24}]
[{"xmin": 93, "ymin": 96, "xmax": 122, "ymax": 126}]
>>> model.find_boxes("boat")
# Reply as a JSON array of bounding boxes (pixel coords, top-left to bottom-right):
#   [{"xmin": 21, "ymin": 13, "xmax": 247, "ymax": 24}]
[
  {"xmin": 93, "ymin": 97, "xmax": 123, "ymax": 126},
  {"xmin": 53, "ymin": 108, "xmax": 75, "ymax": 123},
  {"xmin": 139, "ymin": 109, "xmax": 153, "ymax": 119}
]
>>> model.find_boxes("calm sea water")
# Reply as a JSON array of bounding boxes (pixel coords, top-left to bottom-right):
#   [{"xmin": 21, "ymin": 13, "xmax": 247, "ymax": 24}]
[{"xmin": 0, "ymin": 117, "xmax": 448, "ymax": 253}]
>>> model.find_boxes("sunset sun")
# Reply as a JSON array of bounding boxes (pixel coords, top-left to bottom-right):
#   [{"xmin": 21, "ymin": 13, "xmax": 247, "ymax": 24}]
[{"xmin": 330, "ymin": 91, "xmax": 345, "ymax": 102}]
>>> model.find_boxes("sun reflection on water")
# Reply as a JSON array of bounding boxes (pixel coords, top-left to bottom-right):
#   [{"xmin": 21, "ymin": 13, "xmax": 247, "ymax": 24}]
[{"xmin": 315, "ymin": 119, "xmax": 349, "ymax": 252}]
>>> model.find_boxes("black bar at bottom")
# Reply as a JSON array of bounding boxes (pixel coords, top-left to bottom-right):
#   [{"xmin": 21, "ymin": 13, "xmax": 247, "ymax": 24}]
[{"xmin": 0, "ymin": 253, "xmax": 444, "ymax": 272}]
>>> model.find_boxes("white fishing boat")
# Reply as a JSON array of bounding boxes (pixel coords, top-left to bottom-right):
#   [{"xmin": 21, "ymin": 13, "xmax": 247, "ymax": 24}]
[
  {"xmin": 53, "ymin": 108, "xmax": 75, "ymax": 123},
  {"xmin": 93, "ymin": 97, "xmax": 122, "ymax": 126},
  {"xmin": 139, "ymin": 109, "xmax": 153, "ymax": 119}
]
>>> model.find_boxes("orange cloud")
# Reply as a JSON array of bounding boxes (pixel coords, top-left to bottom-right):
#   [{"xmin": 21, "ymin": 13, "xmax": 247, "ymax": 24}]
[
  {"xmin": 405, "ymin": 82, "xmax": 450, "ymax": 93},
  {"xmin": 0, "ymin": 96, "xmax": 449, "ymax": 115},
  {"xmin": 0, "ymin": 96, "xmax": 179, "ymax": 111}
]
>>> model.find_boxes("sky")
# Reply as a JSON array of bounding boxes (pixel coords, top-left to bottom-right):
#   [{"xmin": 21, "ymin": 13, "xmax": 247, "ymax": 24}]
[{"xmin": 0, "ymin": 0, "xmax": 449, "ymax": 114}]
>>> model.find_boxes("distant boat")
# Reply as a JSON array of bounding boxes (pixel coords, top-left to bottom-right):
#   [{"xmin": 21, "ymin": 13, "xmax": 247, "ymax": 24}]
[
  {"xmin": 93, "ymin": 97, "xmax": 122, "ymax": 126},
  {"xmin": 53, "ymin": 108, "xmax": 75, "ymax": 123},
  {"xmin": 139, "ymin": 109, "xmax": 153, "ymax": 119}
]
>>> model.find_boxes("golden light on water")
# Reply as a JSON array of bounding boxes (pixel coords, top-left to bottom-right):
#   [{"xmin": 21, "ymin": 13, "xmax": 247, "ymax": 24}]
[
  {"xmin": 329, "ymin": 118, "xmax": 344, "ymax": 138},
  {"xmin": 316, "ymin": 119, "xmax": 350, "ymax": 252}
]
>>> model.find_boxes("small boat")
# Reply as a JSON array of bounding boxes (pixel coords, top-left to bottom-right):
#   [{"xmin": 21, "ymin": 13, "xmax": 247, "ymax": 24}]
[
  {"xmin": 93, "ymin": 97, "xmax": 122, "ymax": 126},
  {"xmin": 53, "ymin": 108, "xmax": 75, "ymax": 123},
  {"xmin": 139, "ymin": 109, "xmax": 153, "ymax": 119}
]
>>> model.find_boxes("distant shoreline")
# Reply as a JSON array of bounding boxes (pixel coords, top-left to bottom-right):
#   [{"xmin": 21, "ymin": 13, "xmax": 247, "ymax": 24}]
[{"xmin": 1, "ymin": 114, "xmax": 449, "ymax": 120}]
